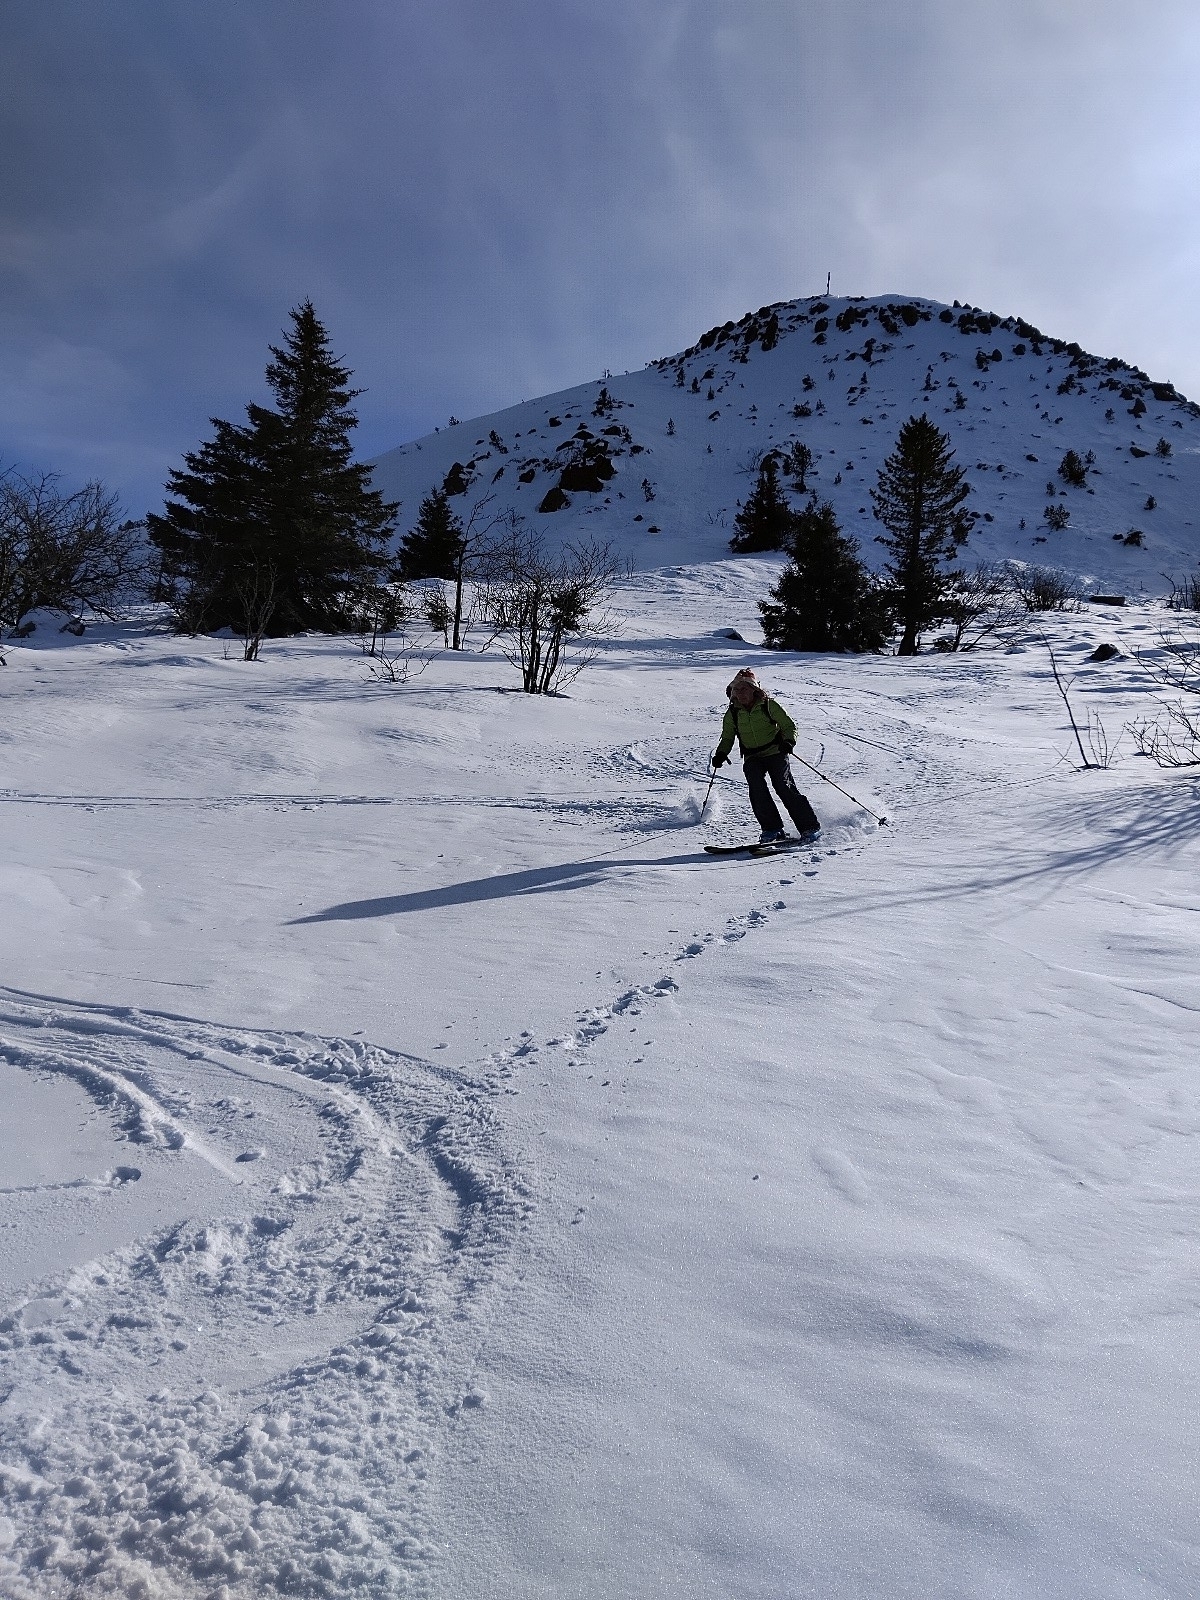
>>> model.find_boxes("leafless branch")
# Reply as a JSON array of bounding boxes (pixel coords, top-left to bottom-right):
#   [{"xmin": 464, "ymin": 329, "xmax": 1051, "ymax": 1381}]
[
  {"xmin": 1041, "ymin": 634, "xmax": 1093, "ymax": 769},
  {"xmin": 1, "ymin": 465, "xmax": 145, "ymax": 635},
  {"xmin": 233, "ymin": 560, "xmax": 277, "ymax": 660}
]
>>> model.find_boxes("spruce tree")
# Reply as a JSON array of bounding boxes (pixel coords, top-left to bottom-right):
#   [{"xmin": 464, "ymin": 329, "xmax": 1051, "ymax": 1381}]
[
  {"xmin": 871, "ymin": 413, "xmax": 974, "ymax": 654},
  {"xmin": 144, "ymin": 418, "xmax": 260, "ymax": 632},
  {"xmin": 149, "ymin": 301, "xmax": 397, "ymax": 635},
  {"xmin": 397, "ymin": 488, "xmax": 463, "ymax": 581},
  {"xmin": 760, "ymin": 497, "xmax": 891, "ymax": 652},
  {"xmin": 729, "ymin": 456, "xmax": 793, "ymax": 553}
]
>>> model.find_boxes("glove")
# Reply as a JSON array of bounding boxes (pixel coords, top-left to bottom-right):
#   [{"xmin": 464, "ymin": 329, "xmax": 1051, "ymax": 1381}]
[
  {"xmin": 780, "ymin": 739, "xmax": 795, "ymax": 755},
  {"xmin": 712, "ymin": 751, "xmax": 727, "ymax": 769}
]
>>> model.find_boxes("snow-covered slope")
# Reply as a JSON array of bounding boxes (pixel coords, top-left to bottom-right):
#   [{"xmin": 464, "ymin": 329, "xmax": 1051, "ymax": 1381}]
[
  {"xmin": 371, "ymin": 294, "xmax": 1200, "ymax": 591},
  {"xmin": 2, "ymin": 578, "xmax": 1199, "ymax": 1596}
]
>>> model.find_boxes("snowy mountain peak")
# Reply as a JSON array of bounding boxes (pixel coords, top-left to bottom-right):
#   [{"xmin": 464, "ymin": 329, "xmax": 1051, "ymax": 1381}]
[{"xmin": 371, "ymin": 293, "xmax": 1200, "ymax": 592}]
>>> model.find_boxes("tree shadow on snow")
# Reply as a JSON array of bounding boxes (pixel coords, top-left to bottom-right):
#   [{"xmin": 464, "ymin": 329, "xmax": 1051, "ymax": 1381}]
[
  {"xmin": 291, "ymin": 853, "xmax": 704, "ymax": 923},
  {"xmin": 808, "ymin": 773, "xmax": 1200, "ymax": 927}
]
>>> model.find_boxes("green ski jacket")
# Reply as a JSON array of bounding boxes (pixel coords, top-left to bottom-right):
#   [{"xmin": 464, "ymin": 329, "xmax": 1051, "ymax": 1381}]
[{"xmin": 715, "ymin": 696, "xmax": 797, "ymax": 763}]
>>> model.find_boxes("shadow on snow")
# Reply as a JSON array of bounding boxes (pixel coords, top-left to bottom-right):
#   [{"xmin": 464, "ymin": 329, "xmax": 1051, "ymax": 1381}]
[{"xmin": 291, "ymin": 852, "xmax": 706, "ymax": 923}]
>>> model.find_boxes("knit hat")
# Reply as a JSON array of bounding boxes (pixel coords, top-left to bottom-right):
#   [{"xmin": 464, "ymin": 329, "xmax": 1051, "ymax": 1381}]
[{"xmin": 726, "ymin": 667, "xmax": 763, "ymax": 700}]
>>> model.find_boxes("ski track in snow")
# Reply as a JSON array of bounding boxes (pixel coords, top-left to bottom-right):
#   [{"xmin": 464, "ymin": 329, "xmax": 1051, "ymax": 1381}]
[
  {"xmin": 6, "ymin": 592, "xmax": 1197, "ymax": 1595},
  {"xmin": 0, "ymin": 995, "xmax": 530, "ymax": 1599},
  {"xmin": 0, "ymin": 816, "xmax": 859, "ymax": 1600}
]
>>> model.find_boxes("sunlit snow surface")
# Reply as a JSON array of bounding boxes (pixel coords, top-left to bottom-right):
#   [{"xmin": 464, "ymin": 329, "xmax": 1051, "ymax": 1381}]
[{"xmin": 1, "ymin": 569, "xmax": 1198, "ymax": 1598}]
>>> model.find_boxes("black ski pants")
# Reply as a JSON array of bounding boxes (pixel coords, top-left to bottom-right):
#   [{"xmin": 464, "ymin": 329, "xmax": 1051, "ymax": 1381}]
[{"xmin": 743, "ymin": 752, "xmax": 820, "ymax": 835}]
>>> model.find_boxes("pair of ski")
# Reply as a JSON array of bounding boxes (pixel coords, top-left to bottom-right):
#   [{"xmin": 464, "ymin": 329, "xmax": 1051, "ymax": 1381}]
[{"xmin": 703, "ymin": 832, "xmax": 820, "ymax": 859}]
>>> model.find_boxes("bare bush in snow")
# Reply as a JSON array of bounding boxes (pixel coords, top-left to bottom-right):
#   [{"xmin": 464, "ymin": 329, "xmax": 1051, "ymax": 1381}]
[
  {"xmin": 1, "ymin": 467, "xmax": 145, "ymax": 643},
  {"xmin": 938, "ymin": 561, "xmax": 1028, "ymax": 651},
  {"xmin": 478, "ymin": 520, "xmax": 624, "ymax": 694},
  {"xmin": 1011, "ymin": 564, "xmax": 1084, "ymax": 612},
  {"xmin": 1129, "ymin": 626, "xmax": 1200, "ymax": 766}
]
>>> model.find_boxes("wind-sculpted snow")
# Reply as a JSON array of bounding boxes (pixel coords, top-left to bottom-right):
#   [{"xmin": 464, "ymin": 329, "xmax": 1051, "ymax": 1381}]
[{"xmin": 0, "ymin": 996, "xmax": 530, "ymax": 1598}]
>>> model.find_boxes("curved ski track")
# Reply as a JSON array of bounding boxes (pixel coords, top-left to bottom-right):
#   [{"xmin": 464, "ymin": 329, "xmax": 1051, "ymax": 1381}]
[{"xmin": 0, "ymin": 824, "xmax": 861, "ymax": 1598}]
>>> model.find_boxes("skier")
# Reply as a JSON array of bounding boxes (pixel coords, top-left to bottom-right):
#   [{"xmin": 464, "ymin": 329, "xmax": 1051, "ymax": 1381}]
[{"xmin": 712, "ymin": 668, "xmax": 820, "ymax": 844}]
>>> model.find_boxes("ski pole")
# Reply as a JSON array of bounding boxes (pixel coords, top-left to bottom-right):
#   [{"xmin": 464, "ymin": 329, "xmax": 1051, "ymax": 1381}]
[
  {"xmin": 699, "ymin": 766, "xmax": 718, "ymax": 819},
  {"xmin": 789, "ymin": 751, "xmax": 888, "ymax": 825},
  {"xmin": 699, "ymin": 754, "xmax": 733, "ymax": 818}
]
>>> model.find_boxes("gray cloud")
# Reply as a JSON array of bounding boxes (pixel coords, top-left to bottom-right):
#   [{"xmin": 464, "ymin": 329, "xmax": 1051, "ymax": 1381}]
[{"xmin": 3, "ymin": 0, "xmax": 1198, "ymax": 515}]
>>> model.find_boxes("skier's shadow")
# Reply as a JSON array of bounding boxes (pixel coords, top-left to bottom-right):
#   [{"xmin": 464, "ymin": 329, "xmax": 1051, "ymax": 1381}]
[{"xmin": 291, "ymin": 853, "xmax": 703, "ymax": 923}]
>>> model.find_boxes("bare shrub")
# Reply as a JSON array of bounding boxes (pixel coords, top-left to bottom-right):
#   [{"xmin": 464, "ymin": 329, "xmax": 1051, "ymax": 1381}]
[
  {"xmin": 939, "ymin": 561, "xmax": 1027, "ymax": 651},
  {"xmin": 1128, "ymin": 625, "xmax": 1200, "ymax": 765},
  {"xmin": 367, "ymin": 639, "xmax": 431, "ymax": 685},
  {"xmin": 1165, "ymin": 571, "xmax": 1200, "ymax": 612},
  {"xmin": 1, "ymin": 467, "xmax": 145, "ymax": 639},
  {"xmin": 363, "ymin": 589, "xmax": 433, "ymax": 685},
  {"xmin": 1135, "ymin": 627, "xmax": 1200, "ymax": 695},
  {"xmin": 1010, "ymin": 564, "xmax": 1084, "ymax": 612},
  {"xmin": 233, "ymin": 560, "xmax": 278, "ymax": 661},
  {"xmin": 1084, "ymin": 708, "xmax": 1123, "ymax": 769},
  {"xmin": 1129, "ymin": 702, "xmax": 1200, "ymax": 766},
  {"xmin": 478, "ymin": 521, "xmax": 624, "ymax": 694}
]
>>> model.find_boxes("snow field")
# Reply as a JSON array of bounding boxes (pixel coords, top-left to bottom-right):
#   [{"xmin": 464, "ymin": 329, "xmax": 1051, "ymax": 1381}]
[
  {"xmin": 447, "ymin": 750, "xmax": 1199, "ymax": 1597},
  {"xmin": 1, "ymin": 568, "xmax": 1198, "ymax": 1597}
]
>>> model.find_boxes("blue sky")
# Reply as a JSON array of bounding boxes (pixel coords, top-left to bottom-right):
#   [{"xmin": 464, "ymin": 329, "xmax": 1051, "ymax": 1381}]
[{"xmin": 3, "ymin": 0, "xmax": 1199, "ymax": 517}]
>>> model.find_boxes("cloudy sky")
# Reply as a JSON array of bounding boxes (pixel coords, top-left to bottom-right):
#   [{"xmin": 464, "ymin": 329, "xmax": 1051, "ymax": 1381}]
[{"xmin": 3, "ymin": 0, "xmax": 1199, "ymax": 516}]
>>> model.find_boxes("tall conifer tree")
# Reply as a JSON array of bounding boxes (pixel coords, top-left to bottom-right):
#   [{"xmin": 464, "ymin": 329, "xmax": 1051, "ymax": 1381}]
[
  {"xmin": 871, "ymin": 413, "xmax": 973, "ymax": 654},
  {"xmin": 149, "ymin": 301, "xmax": 397, "ymax": 635}
]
